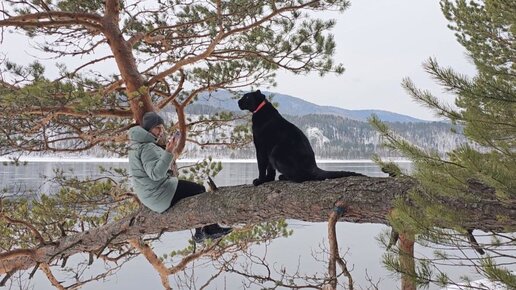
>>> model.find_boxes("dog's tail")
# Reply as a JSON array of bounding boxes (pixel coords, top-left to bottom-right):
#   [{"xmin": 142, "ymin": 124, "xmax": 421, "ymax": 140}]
[{"xmin": 313, "ymin": 167, "xmax": 364, "ymax": 180}]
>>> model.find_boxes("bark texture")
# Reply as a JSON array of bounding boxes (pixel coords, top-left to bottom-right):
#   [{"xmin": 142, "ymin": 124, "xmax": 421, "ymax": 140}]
[
  {"xmin": 0, "ymin": 176, "xmax": 514, "ymax": 274},
  {"xmin": 399, "ymin": 233, "xmax": 416, "ymax": 290}
]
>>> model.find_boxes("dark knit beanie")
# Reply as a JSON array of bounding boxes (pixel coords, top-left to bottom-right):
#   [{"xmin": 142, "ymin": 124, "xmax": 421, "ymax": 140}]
[{"xmin": 141, "ymin": 112, "xmax": 165, "ymax": 131}]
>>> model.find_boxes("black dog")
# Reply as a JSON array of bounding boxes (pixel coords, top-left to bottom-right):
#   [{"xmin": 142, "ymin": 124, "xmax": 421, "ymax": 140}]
[{"xmin": 238, "ymin": 90, "xmax": 363, "ymax": 186}]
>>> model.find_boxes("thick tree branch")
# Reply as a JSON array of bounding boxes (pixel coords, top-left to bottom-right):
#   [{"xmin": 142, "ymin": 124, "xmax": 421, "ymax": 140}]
[
  {"xmin": 220, "ymin": 0, "xmax": 319, "ymax": 38},
  {"xmin": 39, "ymin": 263, "xmax": 65, "ymax": 290},
  {"xmin": 155, "ymin": 70, "xmax": 185, "ymax": 110},
  {"xmin": 54, "ymin": 55, "xmax": 114, "ymax": 82},
  {"xmin": 16, "ymin": 107, "xmax": 132, "ymax": 118},
  {"xmin": 0, "ymin": 80, "xmax": 19, "ymax": 90},
  {"xmin": 0, "ymin": 12, "xmax": 102, "ymax": 30},
  {"xmin": 0, "ymin": 215, "xmax": 46, "ymax": 246},
  {"xmin": 146, "ymin": 0, "xmax": 319, "ymax": 86},
  {"xmin": 0, "ymin": 249, "xmax": 35, "ymax": 261},
  {"xmin": 0, "ymin": 176, "xmax": 512, "ymax": 275},
  {"xmin": 147, "ymin": 30, "xmax": 225, "ymax": 86},
  {"xmin": 128, "ymin": 239, "xmax": 171, "ymax": 290},
  {"xmin": 101, "ymin": 0, "xmax": 153, "ymax": 123},
  {"xmin": 104, "ymin": 0, "xmax": 120, "ymax": 20}
]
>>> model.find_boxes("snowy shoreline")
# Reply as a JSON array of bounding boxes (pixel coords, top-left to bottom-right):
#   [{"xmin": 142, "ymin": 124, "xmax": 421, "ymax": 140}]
[{"xmin": 0, "ymin": 156, "xmax": 412, "ymax": 163}]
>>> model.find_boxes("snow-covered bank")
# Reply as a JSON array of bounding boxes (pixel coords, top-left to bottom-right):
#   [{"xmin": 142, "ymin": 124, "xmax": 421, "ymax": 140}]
[{"xmin": 0, "ymin": 156, "xmax": 412, "ymax": 163}]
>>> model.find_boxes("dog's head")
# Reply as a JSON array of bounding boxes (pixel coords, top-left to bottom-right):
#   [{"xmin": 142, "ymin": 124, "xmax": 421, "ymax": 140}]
[{"xmin": 238, "ymin": 90, "xmax": 266, "ymax": 112}]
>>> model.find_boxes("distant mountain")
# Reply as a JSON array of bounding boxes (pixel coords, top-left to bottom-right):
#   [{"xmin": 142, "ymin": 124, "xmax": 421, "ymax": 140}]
[
  {"xmin": 14, "ymin": 95, "xmax": 460, "ymax": 159},
  {"xmin": 13, "ymin": 90, "xmax": 454, "ymax": 160},
  {"xmin": 179, "ymin": 113, "xmax": 465, "ymax": 160},
  {"xmin": 191, "ymin": 90, "xmax": 427, "ymax": 123}
]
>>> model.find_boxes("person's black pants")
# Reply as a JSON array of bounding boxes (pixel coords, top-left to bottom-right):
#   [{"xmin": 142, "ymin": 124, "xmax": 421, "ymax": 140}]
[
  {"xmin": 168, "ymin": 179, "xmax": 205, "ymax": 208},
  {"xmin": 167, "ymin": 180, "xmax": 228, "ymax": 232},
  {"xmin": 167, "ymin": 179, "xmax": 231, "ymax": 240}
]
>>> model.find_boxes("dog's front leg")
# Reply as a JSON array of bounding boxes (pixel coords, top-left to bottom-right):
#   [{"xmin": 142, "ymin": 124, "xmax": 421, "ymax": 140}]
[
  {"xmin": 253, "ymin": 148, "xmax": 269, "ymax": 186},
  {"xmin": 265, "ymin": 163, "xmax": 276, "ymax": 182}
]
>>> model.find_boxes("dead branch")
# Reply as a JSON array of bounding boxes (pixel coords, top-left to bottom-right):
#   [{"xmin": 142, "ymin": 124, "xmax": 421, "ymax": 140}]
[
  {"xmin": 40, "ymin": 263, "xmax": 65, "ymax": 290},
  {"xmin": 326, "ymin": 200, "xmax": 353, "ymax": 290},
  {"xmin": 128, "ymin": 238, "xmax": 172, "ymax": 290}
]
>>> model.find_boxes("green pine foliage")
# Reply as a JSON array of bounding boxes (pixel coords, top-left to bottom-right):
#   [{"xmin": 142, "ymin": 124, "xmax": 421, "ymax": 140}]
[
  {"xmin": 0, "ymin": 0, "xmax": 350, "ymax": 157},
  {"xmin": 179, "ymin": 156, "xmax": 223, "ymax": 184},
  {"xmin": 372, "ymin": 0, "xmax": 515, "ymax": 288},
  {"xmin": 0, "ymin": 166, "xmax": 136, "ymax": 253}
]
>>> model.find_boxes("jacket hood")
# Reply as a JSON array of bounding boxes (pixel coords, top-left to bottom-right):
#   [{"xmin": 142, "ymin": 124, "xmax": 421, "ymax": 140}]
[{"xmin": 129, "ymin": 126, "xmax": 157, "ymax": 145}]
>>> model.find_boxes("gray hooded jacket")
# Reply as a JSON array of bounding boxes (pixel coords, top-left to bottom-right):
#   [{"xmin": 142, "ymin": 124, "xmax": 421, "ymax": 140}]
[{"xmin": 128, "ymin": 126, "xmax": 178, "ymax": 213}]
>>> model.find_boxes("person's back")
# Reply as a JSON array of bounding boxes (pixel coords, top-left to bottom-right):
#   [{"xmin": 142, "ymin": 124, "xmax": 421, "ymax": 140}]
[{"xmin": 128, "ymin": 125, "xmax": 178, "ymax": 213}]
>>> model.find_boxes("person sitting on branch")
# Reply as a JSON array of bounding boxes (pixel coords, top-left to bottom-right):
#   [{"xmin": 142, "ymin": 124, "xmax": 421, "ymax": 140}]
[{"xmin": 128, "ymin": 112, "xmax": 232, "ymax": 243}]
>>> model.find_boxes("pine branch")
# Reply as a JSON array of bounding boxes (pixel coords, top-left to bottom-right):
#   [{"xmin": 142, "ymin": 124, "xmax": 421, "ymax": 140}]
[{"xmin": 0, "ymin": 12, "xmax": 102, "ymax": 30}]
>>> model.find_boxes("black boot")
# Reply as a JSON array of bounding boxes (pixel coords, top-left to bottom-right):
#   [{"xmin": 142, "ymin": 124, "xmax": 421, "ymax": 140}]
[
  {"xmin": 204, "ymin": 224, "xmax": 232, "ymax": 240},
  {"xmin": 193, "ymin": 224, "xmax": 232, "ymax": 243},
  {"xmin": 192, "ymin": 227, "xmax": 207, "ymax": 244}
]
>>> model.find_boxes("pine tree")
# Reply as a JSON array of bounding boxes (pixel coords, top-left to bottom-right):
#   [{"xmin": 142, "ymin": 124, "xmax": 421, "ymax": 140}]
[
  {"xmin": 0, "ymin": 0, "xmax": 348, "ymax": 157},
  {"xmin": 372, "ymin": 0, "xmax": 515, "ymax": 288}
]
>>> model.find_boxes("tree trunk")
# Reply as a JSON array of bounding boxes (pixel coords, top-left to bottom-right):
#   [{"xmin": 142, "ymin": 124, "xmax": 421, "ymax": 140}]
[
  {"xmin": 101, "ymin": 1, "xmax": 154, "ymax": 123},
  {"xmin": 0, "ymin": 176, "xmax": 513, "ymax": 274},
  {"xmin": 399, "ymin": 233, "xmax": 416, "ymax": 290}
]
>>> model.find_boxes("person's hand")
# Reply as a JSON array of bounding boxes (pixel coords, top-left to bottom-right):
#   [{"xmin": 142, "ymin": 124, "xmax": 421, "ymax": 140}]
[{"xmin": 165, "ymin": 133, "xmax": 180, "ymax": 154}]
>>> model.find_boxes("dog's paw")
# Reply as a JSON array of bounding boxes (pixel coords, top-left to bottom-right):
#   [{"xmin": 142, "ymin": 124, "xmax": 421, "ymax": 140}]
[{"xmin": 253, "ymin": 178, "xmax": 264, "ymax": 186}]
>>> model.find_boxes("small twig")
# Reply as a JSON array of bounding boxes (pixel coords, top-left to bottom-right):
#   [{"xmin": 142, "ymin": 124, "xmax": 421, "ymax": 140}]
[
  {"xmin": 98, "ymin": 249, "xmax": 135, "ymax": 263},
  {"xmin": 207, "ymin": 176, "xmax": 218, "ymax": 191},
  {"xmin": 88, "ymin": 252, "xmax": 94, "ymax": 266},
  {"xmin": 169, "ymin": 240, "xmax": 222, "ymax": 275},
  {"xmin": 49, "ymin": 239, "xmax": 83, "ymax": 262},
  {"xmin": 0, "ymin": 271, "xmax": 14, "ymax": 286},
  {"xmin": 466, "ymin": 229, "xmax": 485, "ymax": 255},
  {"xmin": 60, "ymin": 256, "xmax": 68, "ymax": 268},
  {"xmin": 199, "ymin": 262, "xmax": 226, "ymax": 290},
  {"xmin": 386, "ymin": 229, "xmax": 399, "ymax": 250},
  {"xmin": 28, "ymin": 262, "xmax": 40, "ymax": 279},
  {"xmin": 96, "ymin": 230, "xmax": 127, "ymax": 258}
]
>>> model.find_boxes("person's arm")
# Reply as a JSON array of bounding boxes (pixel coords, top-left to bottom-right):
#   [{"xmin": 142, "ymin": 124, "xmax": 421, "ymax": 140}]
[
  {"xmin": 166, "ymin": 131, "xmax": 181, "ymax": 173},
  {"xmin": 140, "ymin": 144, "xmax": 174, "ymax": 181}
]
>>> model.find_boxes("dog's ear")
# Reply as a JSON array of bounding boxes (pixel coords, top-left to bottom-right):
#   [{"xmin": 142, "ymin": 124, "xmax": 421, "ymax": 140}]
[{"xmin": 256, "ymin": 89, "xmax": 261, "ymax": 95}]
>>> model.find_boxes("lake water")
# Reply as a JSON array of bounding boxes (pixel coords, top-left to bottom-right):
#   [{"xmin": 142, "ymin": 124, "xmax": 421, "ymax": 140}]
[{"xmin": 0, "ymin": 160, "xmax": 502, "ymax": 290}]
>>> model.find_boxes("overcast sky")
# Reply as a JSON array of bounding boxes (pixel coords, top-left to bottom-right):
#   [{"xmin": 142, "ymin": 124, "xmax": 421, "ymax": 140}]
[
  {"xmin": 1, "ymin": 0, "xmax": 476, "ymax": 121},
  {"xmin": 275, "ymin": 0, "xmax": 476, "ymax": 121}
]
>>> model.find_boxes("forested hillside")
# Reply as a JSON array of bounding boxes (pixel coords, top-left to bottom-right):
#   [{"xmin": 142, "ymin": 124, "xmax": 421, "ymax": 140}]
[{"xmin": 181, "ymin": 105, "xmax": 465, "ymax": 159}]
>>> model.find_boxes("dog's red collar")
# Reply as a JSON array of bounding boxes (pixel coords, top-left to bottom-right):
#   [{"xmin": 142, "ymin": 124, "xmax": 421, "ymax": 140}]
[{"xmin": 253, "ymin": 101, "xmax": 267, "ymax": 114}]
